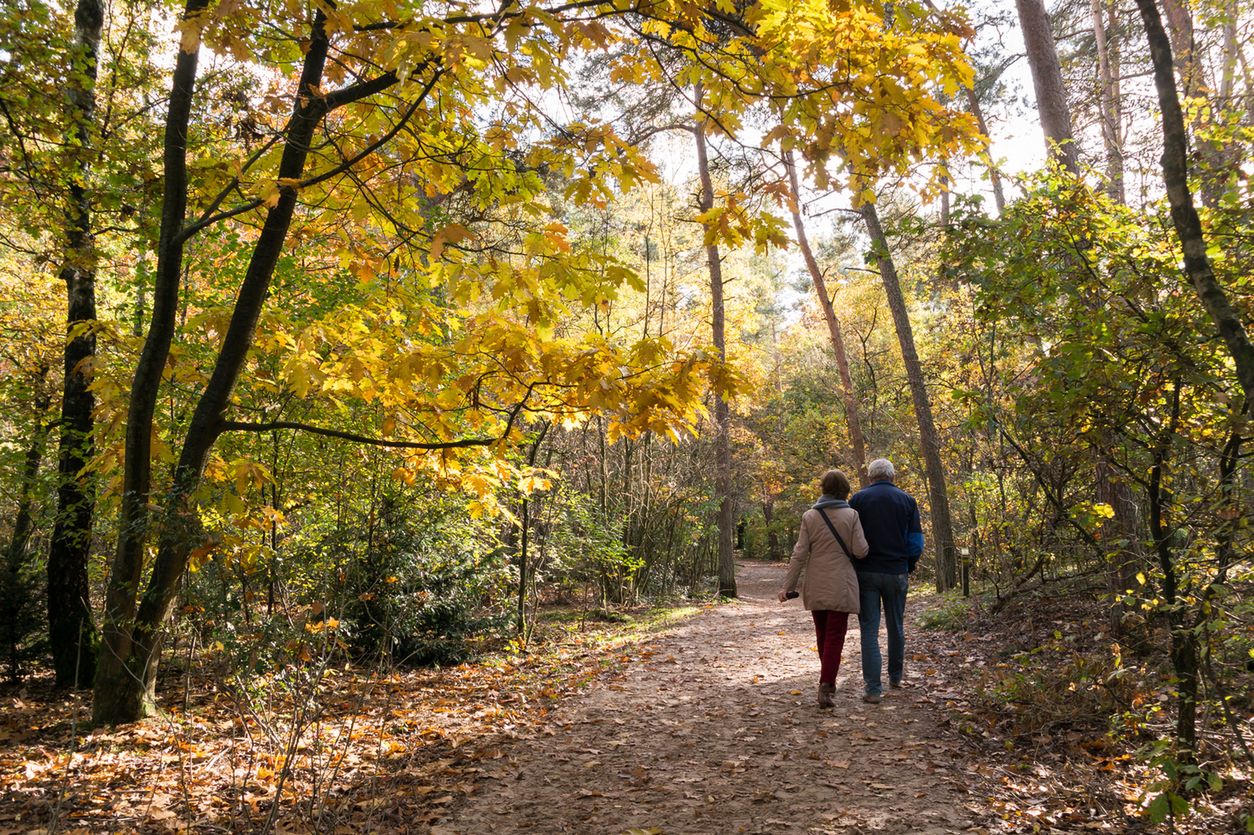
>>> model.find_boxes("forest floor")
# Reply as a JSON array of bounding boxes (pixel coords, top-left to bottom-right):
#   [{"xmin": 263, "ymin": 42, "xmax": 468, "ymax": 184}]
[
  {"xmin": 437, "ymin": 560, "xmax": 984, "ymax": 834},
  {"xmin": 2, "ymin": 561, "xmax": 1243, "ymax": 833}
]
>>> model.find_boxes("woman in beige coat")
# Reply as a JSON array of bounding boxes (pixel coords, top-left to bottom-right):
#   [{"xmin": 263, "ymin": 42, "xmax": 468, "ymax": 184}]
[{"xmin": 777, "ymin": 469, "xmax": 869, "ymax": 708}]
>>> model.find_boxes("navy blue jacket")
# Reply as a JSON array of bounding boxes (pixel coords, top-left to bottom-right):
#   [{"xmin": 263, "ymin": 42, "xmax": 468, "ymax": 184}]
[{"xmin": 849, "ymin": 480, "xmax": 924, "ymax": 575}]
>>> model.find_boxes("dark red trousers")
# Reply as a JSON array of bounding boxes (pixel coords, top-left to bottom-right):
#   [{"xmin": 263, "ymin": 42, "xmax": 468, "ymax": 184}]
[{"xmin": 812, "ymin": 610, "xmax": 849, "ymax": 685}]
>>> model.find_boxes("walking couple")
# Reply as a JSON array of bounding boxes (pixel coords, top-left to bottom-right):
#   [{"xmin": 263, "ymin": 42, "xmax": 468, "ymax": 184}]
[{"xmin": 777, "ymin": 458, "xmax": 924, "ymax": 707}]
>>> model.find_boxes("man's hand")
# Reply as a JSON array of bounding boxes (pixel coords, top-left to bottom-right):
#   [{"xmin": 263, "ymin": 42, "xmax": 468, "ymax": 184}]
[{"xmin": 777, "ymin": 590, "xmax": 790, "ymax": 603}]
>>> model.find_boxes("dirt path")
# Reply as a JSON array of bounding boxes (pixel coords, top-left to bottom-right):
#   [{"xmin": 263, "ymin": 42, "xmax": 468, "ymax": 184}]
[{"xmin": 439, "ymin": 562, "xmax": 984, "ymax": 834}]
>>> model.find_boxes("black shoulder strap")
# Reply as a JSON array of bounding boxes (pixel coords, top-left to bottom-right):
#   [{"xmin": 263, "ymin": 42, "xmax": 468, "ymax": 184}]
[{"xmin": 816, "ymin": 507, "xmax": 854, "ymax": 559}]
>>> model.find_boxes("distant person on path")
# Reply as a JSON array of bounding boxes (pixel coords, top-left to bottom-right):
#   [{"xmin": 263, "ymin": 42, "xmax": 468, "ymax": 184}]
[
  {"xmin": 778, "ymin": 469, "xmax": 869, "ymax": 709},
  {"xmin": 849, "ymin": 457, "xmax": 924, "ymax": 704}
]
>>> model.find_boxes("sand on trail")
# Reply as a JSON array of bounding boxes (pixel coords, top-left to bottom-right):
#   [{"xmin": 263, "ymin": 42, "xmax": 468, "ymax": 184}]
[{"xmin": 439, "ymin": 561, "xmax": 983, "ymax": 834}]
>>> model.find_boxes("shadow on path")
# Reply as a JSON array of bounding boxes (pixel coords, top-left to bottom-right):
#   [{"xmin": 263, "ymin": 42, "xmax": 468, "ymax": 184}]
[{"xmin": 439, "ymin": 562, "xmax": 983, "ymax": 834}]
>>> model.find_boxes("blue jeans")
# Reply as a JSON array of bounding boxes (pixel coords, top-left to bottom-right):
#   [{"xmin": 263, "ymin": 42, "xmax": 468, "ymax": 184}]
[{"xmin": 857, "ymin": 571, "xmax": 908, "ymax": 696}]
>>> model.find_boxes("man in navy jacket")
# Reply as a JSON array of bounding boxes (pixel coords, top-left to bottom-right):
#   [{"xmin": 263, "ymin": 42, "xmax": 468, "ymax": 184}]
[{"xmin": 849, "ymin": 458, "xmax": 924, "ymax": 703}]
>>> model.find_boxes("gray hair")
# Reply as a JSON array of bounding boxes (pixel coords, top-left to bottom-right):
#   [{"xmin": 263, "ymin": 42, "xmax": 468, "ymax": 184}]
[{"xmin": 867, "ymin": 458, "xmax": 895, "ymax": 482}]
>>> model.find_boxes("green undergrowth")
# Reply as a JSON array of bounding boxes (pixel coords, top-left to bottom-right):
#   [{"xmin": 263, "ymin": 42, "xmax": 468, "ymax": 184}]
[{"xmin": 915, "ymin": 590, "xmax": 974, "ymax": 632}]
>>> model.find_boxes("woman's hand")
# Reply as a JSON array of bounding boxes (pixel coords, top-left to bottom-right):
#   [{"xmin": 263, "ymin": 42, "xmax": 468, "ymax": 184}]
[{"xmin": 777, "ymin": 590, "xmax": 790, "ymax": 603}]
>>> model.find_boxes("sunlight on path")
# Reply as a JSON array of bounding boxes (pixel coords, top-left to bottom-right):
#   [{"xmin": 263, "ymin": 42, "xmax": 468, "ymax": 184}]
[{"xmin": 438, "ymin": 562, "xmax": 982, "ymax": 834}]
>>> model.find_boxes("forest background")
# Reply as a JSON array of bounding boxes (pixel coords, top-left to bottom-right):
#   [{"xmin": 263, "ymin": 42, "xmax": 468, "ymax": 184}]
[{"xmin": 0, "ymin": 0, "xmax": 1250, "ymax": 830}]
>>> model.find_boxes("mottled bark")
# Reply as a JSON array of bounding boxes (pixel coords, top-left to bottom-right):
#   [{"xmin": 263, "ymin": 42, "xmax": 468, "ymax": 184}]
[
  {"xmin": 861, "ymin": 203, "xmax": 957, "ymax": 592},
  {"xmin": 783, "ymin": 150, "xmax": 866, "ymax": 481},
  {"xmin": 1160, "ymin": 0, "xmax": 1201, "ymax": 99},
  {"xmin": 1015, "ymin": 0, "xmax": 1079, "ymax": 173},
  {"xmin": 695, "ymin": 88, "xmax": 736, "ymax": 598}
]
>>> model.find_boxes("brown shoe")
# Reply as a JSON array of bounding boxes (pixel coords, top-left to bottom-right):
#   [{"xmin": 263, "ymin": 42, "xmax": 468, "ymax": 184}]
[
  {"xmin": 862, "ymin": 692, "xmax": 881, "ymax": 704},
  {"xmin": 818, "ymin": 683, "xmax": 835, "ymax": 709}
]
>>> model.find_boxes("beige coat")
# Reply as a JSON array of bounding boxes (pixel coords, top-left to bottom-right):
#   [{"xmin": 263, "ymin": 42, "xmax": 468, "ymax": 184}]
[{"xmin": 782, "ymin": 503, "xmax": 869, "ymax": 613}]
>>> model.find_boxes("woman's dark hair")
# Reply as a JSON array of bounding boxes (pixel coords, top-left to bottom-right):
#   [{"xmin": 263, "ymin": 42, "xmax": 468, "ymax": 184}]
[{"xmin": 821, "ymin": 469, "xmax": 850, "ymax": 499}]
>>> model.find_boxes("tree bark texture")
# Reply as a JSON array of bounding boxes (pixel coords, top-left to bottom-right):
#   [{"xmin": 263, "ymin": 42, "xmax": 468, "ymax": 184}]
[
  {"xmin": 94, "ymin": 0, "xmax": 211, "ymax": 724},
  {"xmin": 1159, "ymin": 0, "xmax": 1201, "ymax": 100},
  {"xmin": 861, "ymin": 203, "xmax": 957, "ymax": 592},
  {"xmin": 96, "ymin": 8, "xmax": 340, "ymax": 723},
  {"xmin": 694, "ymin": 91, "xmax": 736, "ymax": 599},
  {"xmin": 1135, "ymin": 0, "xmax": 1254, "ymax": 404},
  {"xmin": 1090, "ymin": 0, "xmax": 1125, "ymax": 203},
  {"xmin": 784, "ymin": 150, "xmax": 866, "ymax": 481},
  {"xmin": 48, "ymin": 0, "xmax": 105, "ymax": 689},
  {"xmin": 1015, "ymin": 0, "xmax": 1080, "ymax": 174}
]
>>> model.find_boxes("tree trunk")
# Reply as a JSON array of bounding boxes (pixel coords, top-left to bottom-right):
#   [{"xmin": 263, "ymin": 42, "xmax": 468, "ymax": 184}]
[
  {"xmin": 1090, "ymin": 0, "xmax": 1125, "ymax": 203},
  {"xmin": 47, "ymin": 0, "xmax": 105, "ymax": 690},
  {"xmin": 962, "ymin": 87, "xmax": 1006, "ymax": 215},
  {"xmin": 96, "ymin": 3, "xmax": 340, "ymax": 721},
  {"xmin": 94, "ymin": 0, "xmax": 210, "ymax": 724},
  {"xmin": 1135, "ymin": 0, "xmax": 1254, "ymax": 403},
  {"xmin": 1159, "ymin": 0, "xmax": 1229, "ymax": 208},
  {"xmin": 1096, "ymin": 458, "xmax": 1143, "ymax": 635},
  {"xmin": 1015, "ymin": 0, "xmax": 1079, "ymax": 173},
  {"xmin": 783, "ymin": 150, "xmax": 866, "ymax": 481},
  {"xmin": 1147, "ymin": 384, "xmax": 1197, "ymax": 760},
  {"xmin": 763, "ymin": 497, "xmax": 779, "ymax": 560},
  {"xmin": 4, "ymin": 384, "xmax": 51, "ymax": 683},
  {"xmin": 694, "ymin": 89, "xmax": 736, "ymax": 598},
  {"xmin": 861, "ymin": 203, "xmax": 957, "ymax": 591},
  {"xmin": 1159, "ymin": 0, "xmax": 1201, "ymax": 100}
]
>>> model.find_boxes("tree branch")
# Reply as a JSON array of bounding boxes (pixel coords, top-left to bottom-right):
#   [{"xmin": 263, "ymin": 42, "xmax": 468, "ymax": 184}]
[{"xmin": 220, "ymin": 419, "xmax": 498, "ymax": 449}]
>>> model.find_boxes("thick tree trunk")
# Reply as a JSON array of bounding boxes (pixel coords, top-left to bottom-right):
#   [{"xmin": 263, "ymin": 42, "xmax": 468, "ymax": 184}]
[
  {"xmin": 861, "ymin": 203, "xmax": 957, "ymax": 592},
  {"xmin": 95, "ymin": 7, "xmax": 338, "ymax": 723},
  {"xmin": 94, "ymin": 0, "xmax": 210, "ymax": 724},
  {"xmin": 784, "ymin": 150, "xmax": 866, "ymax": 481},
  {"xmin": 1090, "ymin": 0, "xmax": 1125, "ymax": 203},
  {"xmin": 763, "ymin": 497, "xmax": 779, "ymax": 560},
  {"xmin": 1015, "ymin": 0, "xmax": 1079, "ymax": 173},
  {"xmin": 93, "ymin": 0, "xmax": 210, "ymax": 717},
  {"xmin": 694, "ymin": 91, "xmax": 736, "ymax": 598},
  {"xmin": 47, "ymin": 0, "xmax": 105, "ymax": 689},
  {"xmin": 1135, "ymin": 0, "xmax": 1254, "ymax": 403}
]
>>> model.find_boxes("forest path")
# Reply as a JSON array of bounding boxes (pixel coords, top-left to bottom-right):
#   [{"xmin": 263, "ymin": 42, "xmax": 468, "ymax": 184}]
[{"xmin": 438, "ymin": 561, "xmax": 984, "ymax": 834}]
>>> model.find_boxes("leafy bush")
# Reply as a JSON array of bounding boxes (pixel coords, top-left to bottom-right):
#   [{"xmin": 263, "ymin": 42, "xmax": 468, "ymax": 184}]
[{"xmin": 339, "ymin": 492, "xmax": 510, "ymax": 667}]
